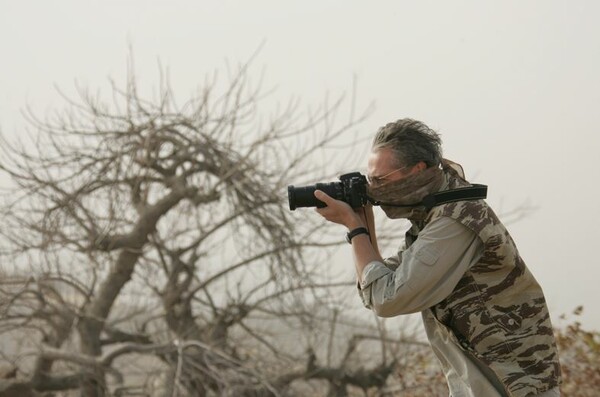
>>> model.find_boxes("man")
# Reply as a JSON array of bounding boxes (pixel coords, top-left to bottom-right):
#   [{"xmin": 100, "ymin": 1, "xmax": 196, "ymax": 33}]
[{"xmin": 314, "ymin": 119, "xmax": 561, "ymax": 397}]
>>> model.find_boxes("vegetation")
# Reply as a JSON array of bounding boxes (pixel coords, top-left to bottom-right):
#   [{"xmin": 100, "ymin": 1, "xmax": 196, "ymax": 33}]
[{"xmin": 0, "ymin": 60, "xmax": 596, "ymax": 396}]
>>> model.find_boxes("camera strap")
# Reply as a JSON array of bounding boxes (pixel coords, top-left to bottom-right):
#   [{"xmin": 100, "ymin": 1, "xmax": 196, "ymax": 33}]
[{"xmin": 370, "ymin": 184, "xmax": 488, "ymax": 210}]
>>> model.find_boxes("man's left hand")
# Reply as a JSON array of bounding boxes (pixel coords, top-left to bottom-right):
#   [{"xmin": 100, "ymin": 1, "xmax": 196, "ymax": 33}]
[{"xmin": 314, "ymin": 190, "xmax": 364, "ymax": 230}]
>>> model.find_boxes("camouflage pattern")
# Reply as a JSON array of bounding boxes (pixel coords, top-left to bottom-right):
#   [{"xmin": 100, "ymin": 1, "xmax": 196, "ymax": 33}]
[{"xmin": 420, "ymin": 171, "xmax": 562, "ymax": 396}]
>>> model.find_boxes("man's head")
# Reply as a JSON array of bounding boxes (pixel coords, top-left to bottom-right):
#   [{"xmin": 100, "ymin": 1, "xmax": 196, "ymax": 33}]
[{"xmin": 367, "ymin": 119, "xmax": 442, "ymax": 187}]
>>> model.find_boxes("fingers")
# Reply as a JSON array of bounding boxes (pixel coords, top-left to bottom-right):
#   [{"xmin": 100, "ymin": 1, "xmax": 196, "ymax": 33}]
[
  {"xmin": 314, "ymin": 190, "xmax": 359, "ymax": 227},
  {"xmin": 314, "ymin": 190, "xmax": 333, "ymax": 217},
  {"xmin": 314, "ymin": 189, "xmax": 333, "ymax": 205}
]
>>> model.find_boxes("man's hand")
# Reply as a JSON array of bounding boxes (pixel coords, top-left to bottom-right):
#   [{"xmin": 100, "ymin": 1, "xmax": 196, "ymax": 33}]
[
  {"xmin": 314, "ymin": 190, "xmax": 364, "ymax": 230},
  {"xmin": 314, "ymin": 190, "xmax": 383, "ymax": 284}
]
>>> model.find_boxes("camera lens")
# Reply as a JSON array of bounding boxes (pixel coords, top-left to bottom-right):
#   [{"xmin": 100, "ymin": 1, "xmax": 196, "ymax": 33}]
[
  {"xmin": 288, "ymin": 185, "xmax": 314, "ymax": 210},
  {"xmin": 287, "ymin": 182, "xmax": 342, "ymax": 210}
]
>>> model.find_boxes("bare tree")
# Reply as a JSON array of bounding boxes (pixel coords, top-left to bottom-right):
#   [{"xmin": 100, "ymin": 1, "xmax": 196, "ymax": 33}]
[
  {"xmin": 0, "ymin": 57, "xmax": 438, "ymax": 397},
  {"xmin": 0, "ymin": 53, "xmax": 465, "ymax": 397}
]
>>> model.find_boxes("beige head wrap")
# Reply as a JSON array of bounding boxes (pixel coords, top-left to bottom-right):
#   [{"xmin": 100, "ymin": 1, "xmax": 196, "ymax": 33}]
[{"xmin": 367, "ymin": 159, "xmax": 464, "ymax": 220}]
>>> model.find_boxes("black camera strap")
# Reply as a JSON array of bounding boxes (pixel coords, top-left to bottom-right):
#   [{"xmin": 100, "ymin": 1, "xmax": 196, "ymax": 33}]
[{"xmin": 370, "ymin": 184, "xmax": 488, "ymax": 210}]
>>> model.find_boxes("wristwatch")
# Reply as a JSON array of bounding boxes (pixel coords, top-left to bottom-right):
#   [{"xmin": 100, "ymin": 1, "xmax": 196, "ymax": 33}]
[{"xmin": 346, "ymin": 227, "xmax": 370, "ymax": 244}]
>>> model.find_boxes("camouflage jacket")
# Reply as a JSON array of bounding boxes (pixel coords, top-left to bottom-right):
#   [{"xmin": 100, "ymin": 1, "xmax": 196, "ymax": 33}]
[{"xmin": 415, "ymin": 172, "xmax": 562, "ymax": 396}]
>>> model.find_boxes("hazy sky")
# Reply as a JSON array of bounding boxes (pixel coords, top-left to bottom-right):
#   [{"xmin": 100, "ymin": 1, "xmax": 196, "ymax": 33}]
[{"xmin": 1, "ymin": 1, "xmax": 599, "ymax": 329}]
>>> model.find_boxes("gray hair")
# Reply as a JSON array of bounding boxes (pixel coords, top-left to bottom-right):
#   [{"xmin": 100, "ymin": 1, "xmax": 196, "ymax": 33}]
[{"xmin": 372, "ymin": 118, "xmax": 442, "ymax": 168}]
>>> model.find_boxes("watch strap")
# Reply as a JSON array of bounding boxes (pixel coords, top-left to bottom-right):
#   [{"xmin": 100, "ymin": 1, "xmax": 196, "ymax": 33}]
[{"xmin": 346, "ymin": 227, "xmax": 370, "ymax": 244}]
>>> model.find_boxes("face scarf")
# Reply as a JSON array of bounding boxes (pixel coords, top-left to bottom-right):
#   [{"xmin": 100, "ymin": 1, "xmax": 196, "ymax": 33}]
[{"xmin": 367, "ymin": 163, "xmax": 445, "ymax": 220}]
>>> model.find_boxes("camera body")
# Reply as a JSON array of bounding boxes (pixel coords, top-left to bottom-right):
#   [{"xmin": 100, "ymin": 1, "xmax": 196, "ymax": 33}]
[{"xmin": 287, "ymin": 172, "xmax": 369, "ymax": 210}]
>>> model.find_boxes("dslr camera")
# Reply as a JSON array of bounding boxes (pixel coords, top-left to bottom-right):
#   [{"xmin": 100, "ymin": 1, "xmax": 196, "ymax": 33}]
[{"xmin": 287, "ymin": 172, "xmax": 369, "ymax": 210}]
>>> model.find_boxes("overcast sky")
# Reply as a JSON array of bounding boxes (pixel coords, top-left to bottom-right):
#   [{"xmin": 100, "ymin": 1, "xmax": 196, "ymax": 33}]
[{"xmin": 1, "ymin": 1, "xmax": 599, "ymax": 329}]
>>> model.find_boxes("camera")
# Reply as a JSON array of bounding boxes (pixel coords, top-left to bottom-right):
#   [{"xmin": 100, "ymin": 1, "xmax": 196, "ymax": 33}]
[{"xmin": 287, "ymin": 172, "xmax": 369, "ymax": 210}]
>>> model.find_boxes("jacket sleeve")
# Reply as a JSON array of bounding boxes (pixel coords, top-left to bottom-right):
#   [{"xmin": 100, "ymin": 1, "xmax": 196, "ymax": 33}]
[{"xmin": 358, "ymin": 216, "xmax": 484, "ymax": 317}]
